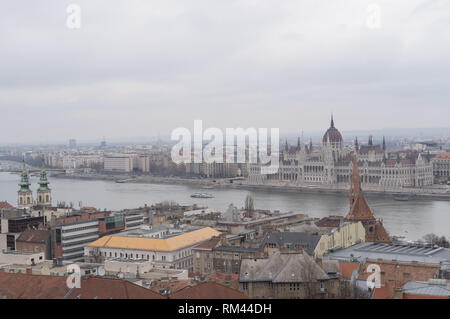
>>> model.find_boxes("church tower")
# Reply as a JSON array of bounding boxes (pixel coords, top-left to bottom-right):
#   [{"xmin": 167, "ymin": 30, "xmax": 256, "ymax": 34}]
[
  {"xmin": 18, "ymin": 160, "xmax": 33, "ymax": 208},
  {"xmin": 37, "ymin": 163, "xmax": 51, "ymax": 206},
  {"xmin": 346, "ymin": 154, "xmax": 390, "ymax": 242}
]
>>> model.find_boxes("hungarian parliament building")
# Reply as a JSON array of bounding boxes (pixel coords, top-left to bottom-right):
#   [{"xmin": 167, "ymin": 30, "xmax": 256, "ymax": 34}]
[{"xmin": 248, "ymin": 117, "xmax": 434, "ymax": 190}]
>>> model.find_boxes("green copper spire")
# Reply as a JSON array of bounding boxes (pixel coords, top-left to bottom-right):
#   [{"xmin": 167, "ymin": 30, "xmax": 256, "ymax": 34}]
[
  {"xmin": 18, "ymin": 159, "xmax": 31, "ymax": 193},
  {"xmin": 38, "ymin": 162, "xmax": 50, "ymax": 191}
]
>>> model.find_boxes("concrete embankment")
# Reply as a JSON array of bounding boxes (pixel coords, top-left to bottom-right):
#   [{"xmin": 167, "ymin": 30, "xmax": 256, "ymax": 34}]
[{"xmin": 52, "ymin": 173, "xmax": 450, "ymax": 201}]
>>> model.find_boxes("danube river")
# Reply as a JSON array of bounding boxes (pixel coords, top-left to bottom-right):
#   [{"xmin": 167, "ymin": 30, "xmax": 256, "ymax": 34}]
[{"xmin": 0, "ymin": 172, "xmax": 449, "ymax": 241}]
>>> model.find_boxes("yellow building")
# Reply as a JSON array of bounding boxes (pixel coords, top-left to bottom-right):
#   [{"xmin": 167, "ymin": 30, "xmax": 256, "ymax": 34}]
[
  {"xmin": 84, "ymin": 227, "xmax": 221, "ymax": 271},
  {"xmin": 314, "ymin": 221, "xmax": 365, "ymax": 258}
]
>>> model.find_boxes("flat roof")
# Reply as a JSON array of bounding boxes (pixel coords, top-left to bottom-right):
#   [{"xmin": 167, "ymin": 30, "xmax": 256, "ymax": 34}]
[{"xmin": 324, "ymin": 242, "xmax": 450, "ymax": 266}]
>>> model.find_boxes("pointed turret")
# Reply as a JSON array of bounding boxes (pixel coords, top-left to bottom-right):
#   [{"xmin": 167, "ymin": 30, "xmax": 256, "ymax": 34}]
[
  {"xmin": 382, "ymin": 136, "xmax": 386, "ymax": 151},
  {"xmin": 18, "ymin": 158, "xmax": 33, "ymax": 208},
  {"xmin": 37, "ymin": 159, "xmax": 52, "ymax": 206},
  {"xmin": 354, "ymin": 137, "xmax": 359, "ymax": 152},
  {"xmin": 346, "ymin": 154, "xmax": 390, "ymax": 242},
  {"xmin": 38, "ymin": 162, "xmax": 50, "ymax": 191},
  {"xmin": 368, "ymin": 135, "xmax": 373, "ymax": 146},
  {"xmin": 330, "ymin": 114, "xmax": 334, "ymax": 128},
  {"xmin": 18, "ymin": 159, "xmax": 31, "ymax": 192},
  {"xmin": 348, "ymin": 154, "xmax": 362, "ymax": 209}
]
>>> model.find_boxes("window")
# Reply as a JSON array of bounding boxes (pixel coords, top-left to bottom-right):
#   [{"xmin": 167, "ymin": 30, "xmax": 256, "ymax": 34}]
[{"xmin": 243, "ymin": 282, "xmax": 248, "ymax": 291}]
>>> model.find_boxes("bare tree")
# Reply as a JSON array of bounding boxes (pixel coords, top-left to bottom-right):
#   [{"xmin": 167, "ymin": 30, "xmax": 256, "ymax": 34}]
[
  {"xmin": 423, "ymin": 233, "xmax": 450, "ymax": 248},
  {"xmin": 337, "ymin": 280, "xmax": 371, "ymax": 299},
  {"xmin": 298, "ymin": 253, "xmax": 322, "ymax": 299},
  {"xmin": 244, "ymin": 195, "xmax": 254, "ymax": 214}
]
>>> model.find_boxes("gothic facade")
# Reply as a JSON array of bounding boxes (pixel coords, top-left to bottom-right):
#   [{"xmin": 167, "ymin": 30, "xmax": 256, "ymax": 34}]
[{"xmin": 248, "ymin": 117, "xmax": 433, "ymax": 190}]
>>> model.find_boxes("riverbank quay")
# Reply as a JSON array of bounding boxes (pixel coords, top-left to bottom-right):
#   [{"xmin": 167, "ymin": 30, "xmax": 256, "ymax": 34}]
[{"xmin": 52, "ymin": 172, "xmax": 450, "ymax": 201}]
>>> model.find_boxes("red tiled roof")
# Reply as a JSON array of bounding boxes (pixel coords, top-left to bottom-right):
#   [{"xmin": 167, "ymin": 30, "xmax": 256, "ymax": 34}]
[
  {"xmin": 436, "ymin": 153, "xmax": 450, "ymax": 159},
  {"xmin": 372, "ymin": 286, "xmax": 390, "ymax": 299},
  {"xmin": 0, "ymin": 273, "xmax": 164, "ymax": 299},
  {"xmin": 16, "ymin": 229, "xmax": 50, "ymax": 244},
  {"xmin": 193, "ymin": 237, "xmax": 221, "ymax": 250},
  {"xmin": 170, "ymin": 282, "xmax": 248, "ymax": 299},
  {"xmin": 315, "ymin": 216, "xmax": 345, "ymax": 228},
  {"xmin": 209, "ymin": 272, "xmax": 239, "ymax": 281},
  {"xmin": 151, "ymin": 280, "xmax": 192, "ymax": 294},
  {"xmin": 339, "ymin": 262, "xmax": 360, "ymax": 279},
  {"xmin": 0, "ymin": 201, "xmax": 13, "ymax": 210}
]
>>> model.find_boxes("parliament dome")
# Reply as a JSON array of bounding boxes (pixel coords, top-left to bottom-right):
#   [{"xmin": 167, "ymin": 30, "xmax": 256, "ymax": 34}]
[{"xmin": 322, "ymin": 116, "xmax": 343, "ymax": 144}]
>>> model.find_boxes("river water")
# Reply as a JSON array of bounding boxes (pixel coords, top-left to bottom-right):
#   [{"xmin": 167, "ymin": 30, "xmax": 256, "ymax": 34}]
[{"xmin": 0, "ymin": 172, "xmax": 449, "ymax": 241}]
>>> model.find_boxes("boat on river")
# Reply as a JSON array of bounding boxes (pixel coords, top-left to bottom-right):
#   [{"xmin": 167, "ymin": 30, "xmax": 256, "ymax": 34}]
[
  {"xmin": 393, "ymin": 193, "xmax": 416, "ymax": 201},
  {"xmin": 190, "ymin": 193, "xmax": 214, "ymax": 198}
]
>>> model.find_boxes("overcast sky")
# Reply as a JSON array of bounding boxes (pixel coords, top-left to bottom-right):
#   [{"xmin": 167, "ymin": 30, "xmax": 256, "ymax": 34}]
[{"xmin": 1, "ymin": 0, "xmax": 449, "ymax": 143}]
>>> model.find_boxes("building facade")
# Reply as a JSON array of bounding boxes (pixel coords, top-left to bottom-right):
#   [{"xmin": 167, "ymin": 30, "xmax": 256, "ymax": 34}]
[
  {"xmin": 104, "ymin": 155, "xmax": 133, "ymax": 172},
  {"xmin": 239, "ymin": 251, "xmax": 339, "ymax": 299},
  {"xmin": 84, "ymin": 227, "xmax": 222, "ymax": 272},
  {"xmin": 248, "ymin": 116, "xmax": 434, "ymax": 190},
  {"xmin": 432, "ymin": 153, "xmax": 450, "ymax": 181}
]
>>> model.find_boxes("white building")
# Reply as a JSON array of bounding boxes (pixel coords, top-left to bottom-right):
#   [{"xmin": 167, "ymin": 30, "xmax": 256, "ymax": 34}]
[
  {"xmin": 104, "ymin": 155, "xmax": 133, "ymax": 172},
  {"xmin": 84, "ymin": 227, "xmax": 221, "ymax": 272},
  {"xmin": 56, "ymin": 219, "xmax": 100, "ymax": 262}
]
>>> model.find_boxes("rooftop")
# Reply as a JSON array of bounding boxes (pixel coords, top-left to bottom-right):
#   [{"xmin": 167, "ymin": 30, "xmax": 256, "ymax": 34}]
[
  {"xmin": 170, "ymin": 281, "xmax": 248, "ymax": 299},
  {"xmin": 87, "ymin": 227, "xmax": 222, "ymax": 252},
  {"xmin": 16, "ymin": 229, "xmax": 50, "ymax": 244},
  {"xmin": 0, "ymin": 201, "xmax": 13, "ymax": 210},
  {"xmin": 0, "ymin": 272, "xmax": 164, "ymax": 299},
  {"xmin": 213, "ymin": 245, "xmax": 261, "ymax": 253},
  {"xmin": 193, "ymin": 237, "xmax": 221, "ymax": 250},
  {"xmin": 261, "ymin": 232, "xmax": 322, "ymax": 255},
  {"xmin": 435, "ymin": 153, "xmax": 450, "ymax": 159},
  {"xmin": 324, "ymin": 242, "xmax": 450, "ymax": 266},
  {"xmin": 403, "ymin": 280, "xmax": 450, "ymax": 297},
  {"xmin": 239, "ymin": 251, "xmax": 328, "ymax": 283}
]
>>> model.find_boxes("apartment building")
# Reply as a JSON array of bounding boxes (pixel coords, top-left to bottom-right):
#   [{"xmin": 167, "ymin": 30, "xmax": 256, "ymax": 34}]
[
  {"xmin": 124, "ymin": 213, "xmax": 145, "ymax": 230},
  {"xmin": 52, "ymin": 219, "xmax": 100, "ymax": 262},
  {"xmin": 104, "ymin": 155, "xmax": 133, "ymax": 172},
  {"xmin": 15, "ymin": 229, "xmax": 51, "ymax": 260},
  {"xmin": 50, "ymin": 210, "xmax": 113, "ymax": 262}
]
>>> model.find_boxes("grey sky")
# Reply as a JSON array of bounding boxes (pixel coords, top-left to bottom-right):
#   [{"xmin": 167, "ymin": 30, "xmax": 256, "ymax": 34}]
[{"xmin": 1, "ymin": 0, "xmax": 449, "ymax": 143}]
